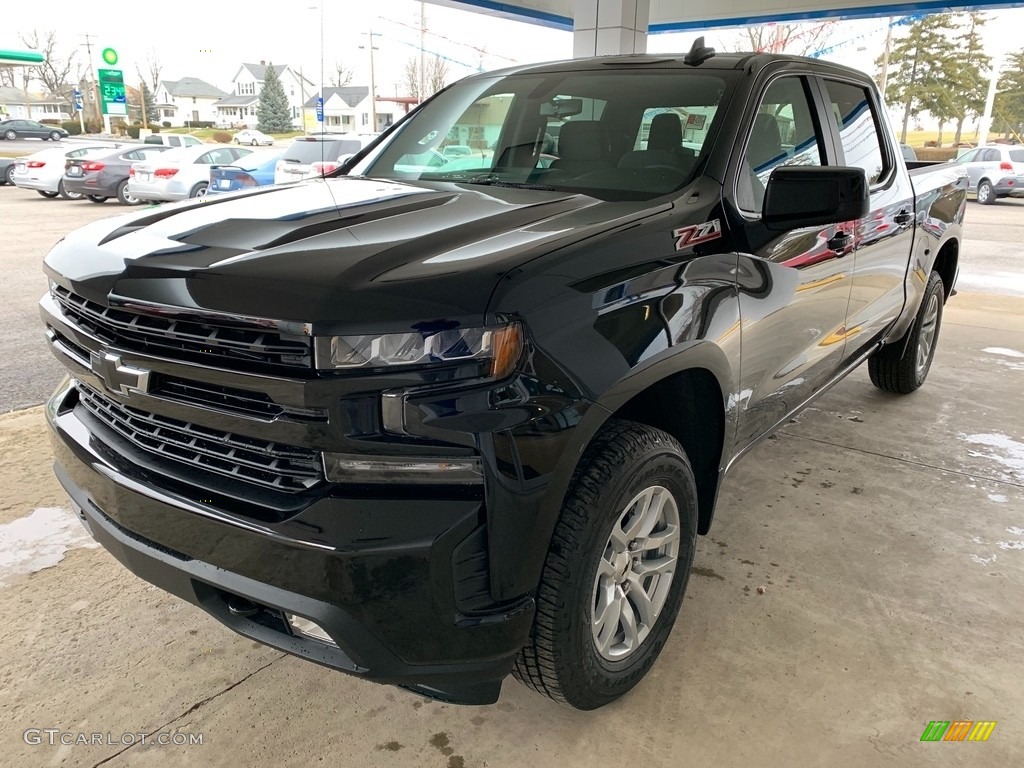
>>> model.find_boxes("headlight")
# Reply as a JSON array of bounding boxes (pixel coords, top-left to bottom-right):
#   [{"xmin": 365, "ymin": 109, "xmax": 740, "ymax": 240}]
[{"xmin": 315, "ymin": 322, "xmax": 523, "ymax": 378}]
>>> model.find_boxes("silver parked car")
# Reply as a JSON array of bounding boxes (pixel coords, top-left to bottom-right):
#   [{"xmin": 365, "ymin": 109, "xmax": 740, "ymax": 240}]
[{"xmin": 954, "ymin": 144, "xmax": 1024, "ymax": 205}]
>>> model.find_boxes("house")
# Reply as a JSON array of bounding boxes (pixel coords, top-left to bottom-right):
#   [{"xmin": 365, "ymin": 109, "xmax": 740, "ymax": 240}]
[
  {"xmin": 0, "ymin": 86, "xmax": 70, "ymax": 121},
  {"xmin": 214, "ymin": 62, "xmax": 315, "ymax": 129},
  {"xmin": 302, "ymin": 87, "xmax": 394, "ymax": 134},
  {"xmin": 155, "ymin": 78, "xmax": 228, "ymax": 126}
]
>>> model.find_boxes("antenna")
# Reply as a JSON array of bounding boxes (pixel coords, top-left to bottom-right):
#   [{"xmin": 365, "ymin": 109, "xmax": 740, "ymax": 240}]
[{"xmin": 684, "ymin": 36, "xmax": 716, "ymax": 66}]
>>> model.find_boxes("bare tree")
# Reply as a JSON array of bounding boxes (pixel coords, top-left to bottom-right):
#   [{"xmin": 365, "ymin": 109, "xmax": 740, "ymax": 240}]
[
  {"xmin": 19, "ymin": 29, "xmax": 77, "ymax": 100},
  {"xmin": 142, "ymin": 50, "xmax": 162, "ymax": 94},
  {"xmin": 743, "ymin": 22, "xmax": 837, "ymax": 56},
  {"xmin": 0, "ymin": 66, "xmax": 15, "ymax": 88},
  {"xmin": 403, "ymin": 58, "xmax": 421, "ymax": 98},
  {"xmin": 331, "ymin": 61, "xmax": 353, "ymax": 88},
  {"xmin": 427, "ymin": 55, "xmax": 448, "ymax": 94}
]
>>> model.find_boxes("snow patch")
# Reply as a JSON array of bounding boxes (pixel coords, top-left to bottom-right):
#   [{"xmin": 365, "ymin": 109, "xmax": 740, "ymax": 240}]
[{"xmin": 0, "ymin": 507, "xmax": 99, "ymax": 587}]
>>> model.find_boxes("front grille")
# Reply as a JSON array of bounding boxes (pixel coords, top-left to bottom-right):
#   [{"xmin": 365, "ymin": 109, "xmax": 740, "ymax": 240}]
[
  {"xmin": 54, "ymin": 286, "xmax": 312, "ymax": 371},
  {"xmin": 154, "ymin": 377, "xmax": 328, "ymax": 423},
  {"xmin": 78, "ymin": 384, "xmax": 324, "ymax": 492}
]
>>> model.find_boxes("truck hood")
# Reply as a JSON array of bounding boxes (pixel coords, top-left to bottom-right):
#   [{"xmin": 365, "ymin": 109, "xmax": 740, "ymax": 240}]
[{"xmin": 44, "ymin": 176, "xmax": 660, "ymax": 332}]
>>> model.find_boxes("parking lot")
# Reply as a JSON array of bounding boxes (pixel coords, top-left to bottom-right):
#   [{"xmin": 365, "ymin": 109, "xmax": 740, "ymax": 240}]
[{"xmin": 1, "ymin": 188, "xmax": 1022, "ymax": 766}]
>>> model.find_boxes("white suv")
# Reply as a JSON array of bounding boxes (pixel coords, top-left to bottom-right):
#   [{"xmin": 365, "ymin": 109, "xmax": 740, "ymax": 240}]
[
  {"xmin": 143, "ymin": 134, "xmax": 205, "ymax": 149},
  {"xmin": 274, "ymin": 134, "xmax": 375, "ymax": 184}
]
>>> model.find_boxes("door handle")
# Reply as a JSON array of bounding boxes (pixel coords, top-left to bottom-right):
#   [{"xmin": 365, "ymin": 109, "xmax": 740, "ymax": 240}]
[
  {"xmin": 827, "ymin": 231, "xmax": 853, "ymax": 254},
  {"xmin": 894, "ymin": 209, "xmax": 913, "ymax": 227}
]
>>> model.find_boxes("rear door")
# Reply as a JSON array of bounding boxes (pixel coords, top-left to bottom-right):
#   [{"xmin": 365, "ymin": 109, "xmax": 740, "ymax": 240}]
[
  {"xmin": 817, "ymin": 76, "xmax": 915, "ymax": 358},
  {"xmin": 729, "ymin": 71, "xmax": 856, "ymax": 449}
]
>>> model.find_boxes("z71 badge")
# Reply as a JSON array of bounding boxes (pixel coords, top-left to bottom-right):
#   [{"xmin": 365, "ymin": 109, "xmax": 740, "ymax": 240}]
[{"xmin": 673, "ymin": 219, "xmax": 722, "ymax": 250}]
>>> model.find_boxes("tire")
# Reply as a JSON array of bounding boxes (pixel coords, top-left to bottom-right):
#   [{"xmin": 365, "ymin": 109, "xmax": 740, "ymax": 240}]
[
  {"xmin": 977, "ymin": 180, "xmax": 995, "ymax": 205},
  {"xmin": 116, "ymin": 179, "xmax": 139, "ymax": 205},
  {"xmin": 251, "ymin": 139, "xmax": 258, "ymax": 146},
  {"xmin": 868, "ymin": 270, "xmax": 945, "ymax": 394},
  {"xmin": 87, "ymin": 195, "xmax": 107, "ymax": 203},
  {"xmin": 189, "ymin": 182, "xmax": 207, "ymax": 198},
  {"xmin": 49, "ymin": 131, "xmax": 62, "ymax": 141},
  {"xmin": 4, "ymin": 129, "xmax": 16, "ymax": 141},
  {"xmin": 234, "ymin": 139, "xmax": 240, "ymax": 144},
  {"xmin": 512, "ymin": 419, "xmax": 698, "ymax": 710},
  {"xmin": 3, "ymin": 165, "xmax": 13, "ymax": 185},
  {"xmin": 57, "ymin": 179, "xmax": 83, "ymax": 200},
  {"xmin": 37, "ymin": 190, "xmax": 59, "ymax": 198}
]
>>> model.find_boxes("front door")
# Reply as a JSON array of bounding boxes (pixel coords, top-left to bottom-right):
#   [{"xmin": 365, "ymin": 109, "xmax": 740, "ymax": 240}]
[{"xmin": 728, "ymin": 73, "xmax": 856, "ymax": 451}]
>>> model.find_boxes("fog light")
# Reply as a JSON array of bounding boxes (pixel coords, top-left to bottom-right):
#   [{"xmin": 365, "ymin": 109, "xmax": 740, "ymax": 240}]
[
  {"xmin": 323, "ymin": 453, "xmax": 484, "ymax": 484},
  {"xmin": 285, "ymin": 613, "xmax": 336, "ymax": 645}
]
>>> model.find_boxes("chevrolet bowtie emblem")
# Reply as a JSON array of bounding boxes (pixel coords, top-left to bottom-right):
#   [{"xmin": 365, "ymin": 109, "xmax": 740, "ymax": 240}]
[{"xmin": 90, "ymin": 351, "xmax": 151, "ymax": 395}]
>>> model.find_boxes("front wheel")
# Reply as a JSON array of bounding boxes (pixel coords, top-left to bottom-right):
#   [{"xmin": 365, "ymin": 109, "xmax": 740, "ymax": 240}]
[
  {"xmin": 868, "ymin": 270, "xmax": 945, "ymax": 394},
  {"xmin": 87, "ymin": 195, "xmax": 107, "ymax": 203},
  {"xmin": 49, "ymin": 131, "xmax": 62, "ymax": 141},
  {"xmin": 977, "ymin": 180, "xmax": 996, "ymax": 205},
  {"xmin": 513, "ymin": 419, "xmax": 697, "ymax": 710},
  {"xmin": 251, "ymin": 139, "xmax": 258, "ymax": 146},
  {"xmin": 37, "ymin": 190, "xmax": 59, "ymax": 198}
]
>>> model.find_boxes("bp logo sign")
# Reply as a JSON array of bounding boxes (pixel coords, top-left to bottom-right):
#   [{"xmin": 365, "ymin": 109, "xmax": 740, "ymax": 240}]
[{"xmin": 102, "ymin": 48, "xmax": 118, "ymax": 66}]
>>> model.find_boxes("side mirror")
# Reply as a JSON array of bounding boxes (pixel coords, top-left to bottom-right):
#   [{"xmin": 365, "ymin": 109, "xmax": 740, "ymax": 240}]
[{"xmin": 763, "ymin": 166, "xmax": 869, "ymax": 230}]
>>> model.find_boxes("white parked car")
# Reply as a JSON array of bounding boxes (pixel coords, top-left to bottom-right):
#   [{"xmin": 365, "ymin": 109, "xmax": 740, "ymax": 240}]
[
  {"xmin": 274, "ymin": 134, "xmax": 374, "ymax": 184},
  {"xmin": 234, "ymin": 129, "xmax": 275, "ymax": 146},
  {"xmin": 12, "ymin": 145, "xmax": 111, "ymax": 199},
  {"xmin": 128, "ymin": 144, "xmax": 253, "ymax": 202}
]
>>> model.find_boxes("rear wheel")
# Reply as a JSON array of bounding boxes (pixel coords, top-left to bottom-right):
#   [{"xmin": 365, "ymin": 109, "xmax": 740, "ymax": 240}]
[
  {"xmin": 868, "ymin": 271, "xmax": 945, "ymax": 394},
  {"xmin": 189, "ymin": 182, "xmax": 208, "ymax": 198},
  {"xmin": 3, "ymin": 165, "xmax": 13, "ymax": 185},
  {"xmin": 87, "ymin": 195, "xmax": 107, "ymax": 203},
  {"xmin": 57, "ymin": 180, "xmax": 82, "ymax": 200},
  {"xmin": 3, "ymin": 129, "xmax": 16, "ymax": 141},
  {"xmin": 977, "ymin": 180, "xmax": 996, "ymax": 205},
  {"xmin": 116, "ymin": 179, "xmax": 139, "ymax": 205},
  {"xmin": 37, "ymin": 190, "xmax": 59, "ymax": 198},
  {"xmin": 512, "ymin": 419, "xmax": 698, "ymax": 710}
]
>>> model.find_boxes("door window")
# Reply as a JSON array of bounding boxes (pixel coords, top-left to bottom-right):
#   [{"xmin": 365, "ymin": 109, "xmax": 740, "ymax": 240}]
[
  {"xmin": 738, "ymin": 76, "xmax": 826, "ymax": 214},
  {"xmin": 822, "ymin": 80, "xmax": 889, "ymax": 185},
  {"xmin": 957, "ymin": 149, "xmax": 979, "ymax": 163}
]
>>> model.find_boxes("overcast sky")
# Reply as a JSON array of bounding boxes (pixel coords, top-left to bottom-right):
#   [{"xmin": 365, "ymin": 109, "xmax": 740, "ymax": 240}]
[{"xmin": 3, "ymin": 1, "xmax": 1023, "ymax": 99}]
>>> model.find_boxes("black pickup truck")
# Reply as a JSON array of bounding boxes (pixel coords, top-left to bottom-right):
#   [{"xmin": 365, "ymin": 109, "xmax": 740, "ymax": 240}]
[{"xmin": 41, "ymin": 44, "xmax": 967, "ymax": 710}]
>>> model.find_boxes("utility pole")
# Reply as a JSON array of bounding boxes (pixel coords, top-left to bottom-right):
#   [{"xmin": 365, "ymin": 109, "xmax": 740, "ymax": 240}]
[
  {"xmin": 878, "ymin": 18, "xmax": 895, "ymax": 98},
  {"xmin": 360, "ymin": 30, "xmax": 381, "ymax": 132},
  {"xmin": 299, "ymin": 65, "xmax": 307, "ymax": 134},
  {"xmin": 978, "ymin": 59, "xmax": 1002, "ymax": 147},
  {"xmin": 419, "ymin": 3, "xmax": 426, "ymax": 103},
  {"xmin": 80, "ymin": 34, "xmax": 103, "ymax": 132}
]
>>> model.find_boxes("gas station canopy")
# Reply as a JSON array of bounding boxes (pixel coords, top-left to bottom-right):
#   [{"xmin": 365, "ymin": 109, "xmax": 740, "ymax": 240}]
[{"xmin": 427, "ymin": 0, "xmax": 1024, "ymax": 31}]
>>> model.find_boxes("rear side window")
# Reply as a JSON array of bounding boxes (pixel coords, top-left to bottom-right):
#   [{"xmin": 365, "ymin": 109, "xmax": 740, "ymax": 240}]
[
  {"xmin": 1010, "ymin": 149, "xmax": 1024, "ymax": 162},
  {"xmin": 822, "ymin": 80, "xmax": 889, "ymax": 185}
]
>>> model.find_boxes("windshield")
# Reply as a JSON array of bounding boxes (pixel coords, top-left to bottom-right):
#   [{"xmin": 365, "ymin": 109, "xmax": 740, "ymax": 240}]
[{"xmin": 353, "ymin": 68, "xmax": 731, "ymax": 201}]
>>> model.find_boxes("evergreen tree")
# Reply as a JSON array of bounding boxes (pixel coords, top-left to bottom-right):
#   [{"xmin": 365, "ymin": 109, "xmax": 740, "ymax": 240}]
[
  {"xmin": 946, "ymin": 13, "xmax": 991, "ymax": 145},
  {"xmin": 140, "ymin": 82, "xmax": 159, "ymax": 125},
  {"xmin": 256, "ymin": 62, "xmax": 292, "ymax": 133},
  {"xmin": 994, "ymin": 49, "xmax": 1024, "ymax": 140},
  {"xmin": 878, "ymin": 15, "xmax": 959, "ymax": 144}
]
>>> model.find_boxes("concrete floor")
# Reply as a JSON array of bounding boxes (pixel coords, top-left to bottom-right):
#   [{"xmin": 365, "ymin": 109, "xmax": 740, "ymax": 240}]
[{"xmin": 1, "ymin": 289, "xmax": 1021, "ymax": 767}]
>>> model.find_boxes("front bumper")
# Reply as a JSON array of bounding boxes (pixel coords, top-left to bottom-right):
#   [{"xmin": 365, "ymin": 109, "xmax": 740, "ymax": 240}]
[{"xmin": 46, "ymin": 379, "xmax": 535, "ymax": 704}]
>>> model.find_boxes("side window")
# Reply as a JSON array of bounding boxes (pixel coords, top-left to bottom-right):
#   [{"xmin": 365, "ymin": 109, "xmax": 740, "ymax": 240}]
[
  {"xmin": 823, "ymin": 80, "xmax": 889, "ymax": 185},
  {"xmin": 204, "ymin": 148, "xmax": 234, "ymax": 165},
  {"xmin": 738, "ymin": 76, "xmax": 825, "ymax": 214},
  {"xmin": 982, "ymin": 149, "xmax": 1000, "ymax": 162},
  {"xmin": 169, "ymin": 137, "xmax": 182, "ymax": 147},
  {"xmin": 957, "ymin": 149, "xmax": 978, "ymax": 163}
]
